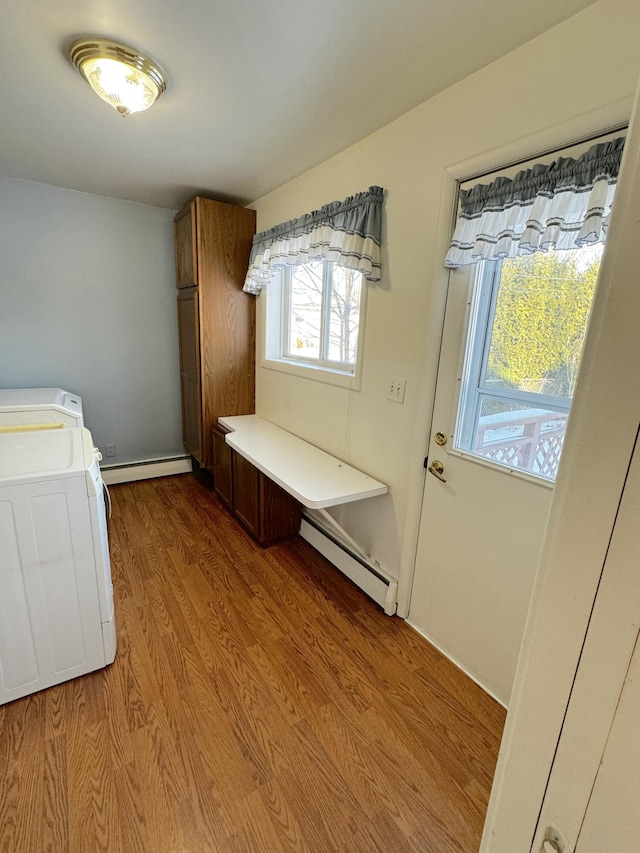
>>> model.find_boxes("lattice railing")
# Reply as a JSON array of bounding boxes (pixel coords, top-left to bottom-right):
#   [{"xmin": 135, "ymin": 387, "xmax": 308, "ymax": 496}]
[{"xmin": 474, "ymin": 411, "xmax": 567, "ymax": 480}]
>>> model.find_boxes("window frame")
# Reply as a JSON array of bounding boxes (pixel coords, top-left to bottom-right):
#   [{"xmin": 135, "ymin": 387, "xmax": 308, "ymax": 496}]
[
  {"xmin": 454, "ymin": 256, "xmax": 594, "ymax": 482},
  {"xmin": 263, "ymin": 260, "xmax": 366, "ymax": 389}
]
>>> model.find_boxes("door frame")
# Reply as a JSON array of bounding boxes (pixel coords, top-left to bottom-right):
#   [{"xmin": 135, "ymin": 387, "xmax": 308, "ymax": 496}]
[
  {"xmin": 478, "ymin": 86, "xmax": 640, "ymax": 851},
  {"xmin": 530, "ymin": 425, "xmax": 640, "ymax": 851}
]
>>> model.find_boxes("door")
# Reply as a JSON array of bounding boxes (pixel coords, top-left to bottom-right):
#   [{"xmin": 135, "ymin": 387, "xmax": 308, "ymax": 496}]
[
  {"xmin": 529, "ymin": 430, "xmax": 640, "ymax": 853},
  {"xmin": 409, "ymin": 262, "xmax": 556, "ymax": 704},
  {"xmin": 409, "ymin": 146, "xmax": 607, "ymax": 704}
]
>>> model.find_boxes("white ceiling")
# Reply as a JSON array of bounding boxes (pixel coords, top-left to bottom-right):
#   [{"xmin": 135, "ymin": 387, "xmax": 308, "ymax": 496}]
[{"xmin": 1, "ymin": 0, "xmax": 599, "ymax": 210}]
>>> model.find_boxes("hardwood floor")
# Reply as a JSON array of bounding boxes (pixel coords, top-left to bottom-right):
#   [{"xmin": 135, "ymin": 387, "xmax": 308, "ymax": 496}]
[{"xmin": 0, "ymin": 474, "xmax": 505, "ymax": 852}]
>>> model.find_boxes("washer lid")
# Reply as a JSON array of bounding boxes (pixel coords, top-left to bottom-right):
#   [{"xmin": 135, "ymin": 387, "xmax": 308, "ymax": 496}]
[
  {"xmin": 0, "ymin": 426, "xmax": 95, "ymax": 485},
  {"xmin": 0, "ymin": 388, "xmax": 83, "ymax": 418}
]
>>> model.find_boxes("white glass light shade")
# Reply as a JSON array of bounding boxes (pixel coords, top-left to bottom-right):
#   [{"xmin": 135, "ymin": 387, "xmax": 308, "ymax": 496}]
[{"xmin": 69, "ymin": 38, "xmax": 167, "ymax": 117}]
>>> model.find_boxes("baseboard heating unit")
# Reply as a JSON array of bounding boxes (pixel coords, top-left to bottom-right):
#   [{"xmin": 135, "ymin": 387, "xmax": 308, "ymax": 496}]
[
  {"xmin": 300, "ymin": 514, "xmax": 398, "ymax": 616},
  {"xmin": 100, "ymin": 455, "xmax": 192, "ymax": 485}
]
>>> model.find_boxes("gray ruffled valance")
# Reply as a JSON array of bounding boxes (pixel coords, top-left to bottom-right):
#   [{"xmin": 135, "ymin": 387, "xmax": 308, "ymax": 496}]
[
  {"xmin": 243, "ymin": 186, "xmax": 384, "ymax": 294},
  {"xmin": 444, "ymin": 136, "xmax": 625, "ymax": 268}
]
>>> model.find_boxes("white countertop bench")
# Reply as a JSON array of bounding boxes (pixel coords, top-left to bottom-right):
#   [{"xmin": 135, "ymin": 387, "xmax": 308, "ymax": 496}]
[{"xmin": 218, "ymin": 415, "xmax": 388, "ymax": 509}]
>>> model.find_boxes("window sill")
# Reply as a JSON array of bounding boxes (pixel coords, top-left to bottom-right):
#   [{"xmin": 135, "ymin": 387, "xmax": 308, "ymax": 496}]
[{"xmin": 261, "ymin": 356, "xmax": 361, "ymax": 390}]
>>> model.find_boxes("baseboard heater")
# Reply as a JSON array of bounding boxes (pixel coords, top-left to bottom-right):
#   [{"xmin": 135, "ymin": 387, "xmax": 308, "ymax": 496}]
[
  {"xmin": 300, "ymin": 512, "xmax": 398, "ymax": 616},
  {"xmin": 100, "ymin": 455, "xmax": 192, "ymax": 485}
]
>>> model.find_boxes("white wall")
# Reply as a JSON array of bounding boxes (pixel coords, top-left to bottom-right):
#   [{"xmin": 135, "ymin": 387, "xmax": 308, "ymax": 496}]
[
  {"xmin": 0, "ymin": 177, "xmax": 183, "ymax": 465},
  {"xmin": 250, "ymin": 0, "xmax": 640, "ymax": 695}
]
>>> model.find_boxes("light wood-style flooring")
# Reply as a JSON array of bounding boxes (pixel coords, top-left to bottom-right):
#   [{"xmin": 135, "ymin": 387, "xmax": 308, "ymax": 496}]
[{"xmin": 0, "ymin": 474, "xmax": 505, "ymax": 852}]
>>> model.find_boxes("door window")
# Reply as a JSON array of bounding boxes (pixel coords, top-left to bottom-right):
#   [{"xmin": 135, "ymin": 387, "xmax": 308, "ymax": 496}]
[{"xmin": 455, "ymin": 245, "xmax": 602, "ymax": 481}]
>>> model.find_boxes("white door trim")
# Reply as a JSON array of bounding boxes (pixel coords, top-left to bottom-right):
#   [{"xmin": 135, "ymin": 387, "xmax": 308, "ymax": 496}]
[{"xmin": 479, "ymin": 81, "xmax": 640, "ymax": 852}]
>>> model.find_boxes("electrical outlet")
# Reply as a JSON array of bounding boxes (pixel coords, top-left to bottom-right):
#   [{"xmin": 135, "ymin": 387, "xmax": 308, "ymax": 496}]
[
  {"xmin": 387, "ymin": 377, "xmax": 406, "ymax": 403},
  {"xmin": 105, "ymin": 443, "xmax": 116, "ymax": 458}
]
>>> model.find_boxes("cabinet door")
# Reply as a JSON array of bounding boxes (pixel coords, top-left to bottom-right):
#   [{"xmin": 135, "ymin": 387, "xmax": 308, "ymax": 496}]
[
  {"xmin": 177, "ymin": 288, "xmax": 202, "ymax": 461},
  {"xmin": 260, "ymin": 476, "xmax": 303, "ymax": 545},
  {"xmin": 212, "ymin": 423, "xmax": 233, "ymax": 509},
  {"xmin": 197, "ymin": 198, "xmax": 256, "ymax": 467},
  {"xmin": 232, "ymin": 451, "xmax": 260, "ymax": 537},
  {"xmin": 230, "ymin": 451, "xmax": 303, "ymax": 546},
  {"xmin": 174, "ymin": 203, "xmax": 197, "ymax": 288}
]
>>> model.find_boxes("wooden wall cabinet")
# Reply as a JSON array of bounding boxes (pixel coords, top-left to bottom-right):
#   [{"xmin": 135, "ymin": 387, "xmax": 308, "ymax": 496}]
[
  {"xmin": 174, "ymin": 197, "xmax": 256, "ymax": 469},
  {"xmin": 212, "ymin": 423, "xmax": 302, "ymax": 547}
]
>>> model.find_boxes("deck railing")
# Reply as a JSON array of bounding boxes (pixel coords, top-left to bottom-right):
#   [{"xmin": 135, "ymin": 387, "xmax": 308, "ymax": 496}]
[{"xmin": 474, "ymin": 409, "xmax": 567, "ymax": 480}]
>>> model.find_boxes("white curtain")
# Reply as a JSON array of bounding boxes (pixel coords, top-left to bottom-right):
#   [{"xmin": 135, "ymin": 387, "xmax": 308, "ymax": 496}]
[
  {"xmin": 444, "ymin": 137, "xmax": 625, "ymax": 269},
  {"xmin": 243, "ymin": 186, "xmax": 384, "ymax": 294}
]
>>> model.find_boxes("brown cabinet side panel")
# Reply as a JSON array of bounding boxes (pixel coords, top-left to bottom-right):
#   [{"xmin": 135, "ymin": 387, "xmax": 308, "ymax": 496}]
[
  {"xmin": 174, "ymin": 203, "xmax": 198, "ymax": 288},
  {"xmin": 232, "ymin": 452, "xmax": 260, "ymax": 537},
  {"xmin": 212, "ymin": 424, "xmax": 233, "ymax": 509},
  {"xmin": 198, "ymin": 198, "xmax": 256, "ymax": 468},
  {"xmin": 177, "ymin": 288, "xmax": 202, "ymax": 461}
]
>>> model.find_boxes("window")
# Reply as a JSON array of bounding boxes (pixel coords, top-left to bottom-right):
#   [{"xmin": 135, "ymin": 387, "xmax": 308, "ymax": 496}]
[
  {"xmin": 455, "ymin": 244, "xmax": 602, "ymax": 481},
  {"xmin": 265, "ymin": 260, "xmax": 365, "ymax": 383}
]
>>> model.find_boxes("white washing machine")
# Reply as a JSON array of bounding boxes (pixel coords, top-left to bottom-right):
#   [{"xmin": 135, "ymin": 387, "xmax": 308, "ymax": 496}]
[
  {"xmin": 0, "ymin": 386, "xmax": 112, "ymax": 516},
  {"xmin": 0, "ymin": 387, "xmax": 84, "ymax": 427},
  {"xmin": 0, "ymin": 426, "xmax": 116, "ymax": 705}
]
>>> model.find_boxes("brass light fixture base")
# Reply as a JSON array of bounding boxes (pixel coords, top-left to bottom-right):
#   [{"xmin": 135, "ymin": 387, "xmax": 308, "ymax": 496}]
[{"xmin": 69, "ymin": 37, "xmax": 167, "ymax": 116}]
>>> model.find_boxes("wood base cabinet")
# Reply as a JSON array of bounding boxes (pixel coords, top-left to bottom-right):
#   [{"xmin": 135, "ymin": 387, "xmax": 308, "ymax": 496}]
[
  {"xmin": 174, "ymin": 197, "xmax": 256, "ymax": 469},
  {"xmin": 211, "ymin": 422, "xmax": 233, "ymax": 510},
  {"xmin": 212, "ymin": 423, "xmax": 302, "ymax": 547}
]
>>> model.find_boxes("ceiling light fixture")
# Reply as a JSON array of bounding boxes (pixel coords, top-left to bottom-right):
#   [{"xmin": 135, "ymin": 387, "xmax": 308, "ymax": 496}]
[{"xmin": 69, "ymin": 37, "xmax": 167, "ymax": 117}]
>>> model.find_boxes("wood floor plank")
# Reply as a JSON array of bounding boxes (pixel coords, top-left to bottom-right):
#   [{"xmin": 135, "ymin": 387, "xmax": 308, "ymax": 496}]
[
  {"xmin": 0, "ymin": 473, "xmax": 505, "ymax": 852},
  {"xmin": 257, "ymin": 779, "xmax": 315, "ymax": 853},
  {"xmin": 227, "ymin": 785, "xmax": 304, "ymax": 852},
  {"xmin": 100, "ymin": 656, "xmax": 134, "ymax": 771},
  {"xmin": 129, "ymin": 722, "xmax": 184, "ymax": 851},
  {"xmin": 246, "ymin": 641, "xmax": 308, "ymax": 725},
  {"xmin": 67, "ymin": 719, "xmax": 122, "ymax": 853},
  {"xmin": 361, "ymin": 706, "xmax": 488, "ymax": 849},
  {"xmin": 42, "ymin": 734, "xmax": 69, "ymax": 853},
  {"xmin": 0, "ymin": 694, "xmax": 46, "ymax": 853},
  {"xmin": 178, "ymin": 683, "xmax": 259, "ymax": 820},
  {"xmin": 113, "ymin": 761, "xmax": 151, "ymax": 853}
]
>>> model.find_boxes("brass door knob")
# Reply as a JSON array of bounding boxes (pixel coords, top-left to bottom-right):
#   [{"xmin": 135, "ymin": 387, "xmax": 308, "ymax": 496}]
[{"xmin": 427, "ymin": 460, "xmax": 447, "ymax": 483}]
